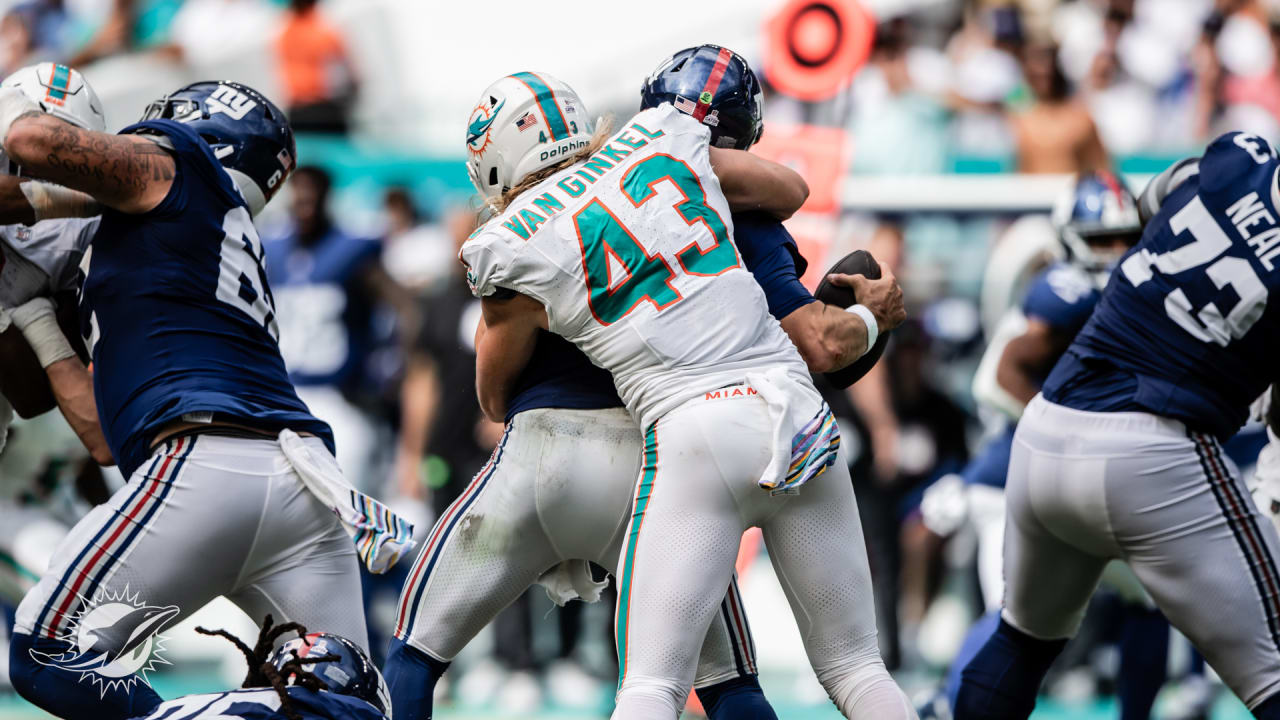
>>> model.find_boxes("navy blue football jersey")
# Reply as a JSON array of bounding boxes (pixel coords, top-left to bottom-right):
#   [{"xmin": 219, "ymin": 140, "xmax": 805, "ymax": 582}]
[
  {"xmin": 262, "ymin": 227, "xmax": 380, "ymax": 390},
  {"xmin": 1022, "ymin": 263, "xmax": 1100, "ymax": 336},
  {"xmin": 1045, "ymin": 131, "xmax": 1280, "ymax": 438},
  {"xmin": 80, "ymin": 119, "xmax": 334, "ymax": 476},
  {"xmin": 503, "ymin": 214, "xmax": 815, "ymax": 422},
  {"xmin": 130, "ymin": 687, "xmax": 384, "ymax": 720}
]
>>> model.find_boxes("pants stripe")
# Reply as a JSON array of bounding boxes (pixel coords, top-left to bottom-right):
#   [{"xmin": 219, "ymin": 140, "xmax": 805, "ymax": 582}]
[
  {"xmin": 395, "ymin": 426, "xmax": 511, "ymax": 638},
  {"xmin": 719, "ymin": 598, "xmax": 747, "ymax": 677},
  {"xmin": 729, "ymin": 578, "xmax": 757, "ymax": 674},
  {"xmin": 1192, "ymin": 432, "xmax": 1280, "ymax": 653},
  {"xmin": 616, "ymin": 423, "xmax": 659, "ymax": 690},
  {"xmin": 39, "ymin": 437, "xmax": 195, "ymax": 638}
]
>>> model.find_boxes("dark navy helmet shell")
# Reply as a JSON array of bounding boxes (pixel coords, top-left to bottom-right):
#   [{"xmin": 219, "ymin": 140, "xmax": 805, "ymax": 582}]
[
  {"xmin": 267, "ymin": 632, "xmax": 391, "ymax": 717},
  {"xmin": 137, "ymin": 81, "xmax": 295, "ymax": 216},
  {"xmin": 641, "ymin": 44, "xmax": 764, "ymax": 150}
]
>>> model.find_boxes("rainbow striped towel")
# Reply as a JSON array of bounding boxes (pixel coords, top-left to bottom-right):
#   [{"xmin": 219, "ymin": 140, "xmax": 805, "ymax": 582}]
[
  {"xmin": 761, "ymin": 404, "xmax": 841, "ymax": 496},
  {"xmin": 747, "ymin": 369, "xmax": 843, "ymax": 496},
  {"xmin": 278, "ymin": 429, "xmax": 416, "ymax": 573}
]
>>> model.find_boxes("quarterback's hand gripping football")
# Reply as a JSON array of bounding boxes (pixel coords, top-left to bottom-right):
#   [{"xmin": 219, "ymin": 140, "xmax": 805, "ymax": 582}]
[{"xmin": 826, "ymin": 269, "xmax": 906, "ymax": 333}]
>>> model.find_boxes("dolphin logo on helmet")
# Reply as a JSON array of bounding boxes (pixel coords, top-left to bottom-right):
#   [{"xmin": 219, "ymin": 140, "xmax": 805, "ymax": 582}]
[{"xmin": 467, "ymin": 97, "xmax": 505, "ymax": 153}]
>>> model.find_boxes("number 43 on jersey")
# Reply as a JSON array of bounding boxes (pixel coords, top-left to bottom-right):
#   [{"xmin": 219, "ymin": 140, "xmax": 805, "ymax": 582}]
[{"xmin": 573, "ymin": 154, "xmax": 739, "ymax": 325}]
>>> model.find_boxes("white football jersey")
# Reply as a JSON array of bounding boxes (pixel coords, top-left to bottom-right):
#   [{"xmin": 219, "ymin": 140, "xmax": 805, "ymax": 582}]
[
  {"xmin": 462, "ymin": 105, "xmax": 808, "ymax": 427},
  {"xmin": 0, "ymin": 216, "xmax": 99, "ymax": 305}
]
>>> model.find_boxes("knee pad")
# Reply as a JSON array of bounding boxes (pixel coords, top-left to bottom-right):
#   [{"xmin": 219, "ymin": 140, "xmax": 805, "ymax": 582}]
[
  {"xmin": 616, "ymin": 675, "xmax": 688, "ymax": 718},
  {"xmin": 813, "ymin": 648, "xmax": 912, "ymax": 719}
]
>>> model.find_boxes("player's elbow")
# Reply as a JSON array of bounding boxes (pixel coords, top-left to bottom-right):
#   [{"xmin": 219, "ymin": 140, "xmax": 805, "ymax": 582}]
[
  {"xmin": 88, "ymin": 441, "xmax": 114, "ymax": 467},
  {"xmin": 476, "ymin": 380, "xmax": 507, "ymax": 424},
  {"xmin": 783, "ymin": 172, "xmax": 810, "ymax": 215},
  {"xmin": 4, "ymin": 117, "xmax": 48, "ymax": 167}
]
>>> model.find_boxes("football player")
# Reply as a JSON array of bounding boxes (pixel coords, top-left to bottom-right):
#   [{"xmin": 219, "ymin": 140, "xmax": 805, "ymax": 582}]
[
  {"xmin": 129, "ymin": 617, "xmax": 390, "ymax": 720},
  {"xmin": 953, "ymin": 133, "xmax": 1280, "ymax": 719},
  {"xmin": 458, "ymin": 63, "xmax": 911, "ymax": 720},
  {"xmin": 2, "ymin": 82, "xmax": 411, "ymax": 720},
  {"xmin": 920, "ymin": 172, "xmax": 1144, "ymax": 716},
  {"xmin": 0, "ymin": 63, "xmax": 107, "ymax": 464},
  {"xmin": 386, "ymin": 46, "xmax": 899, "ymax": 720}
]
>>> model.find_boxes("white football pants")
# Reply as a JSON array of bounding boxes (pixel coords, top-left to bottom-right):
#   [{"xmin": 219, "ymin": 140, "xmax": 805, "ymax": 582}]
[
  {"xmin": 610, "ymin": 386, "xmax": 913, "ymax": 720},
  {"xmin": 392, "ymin": 406, "xmax": 761, "ymax": 688},
  {"xmin": 1004, "ymin": 395, "xmax": 1280, "ymax": 708},
  {"xmin": 13, "ymin": 433, "xmax": 367, "ymax": 649}
]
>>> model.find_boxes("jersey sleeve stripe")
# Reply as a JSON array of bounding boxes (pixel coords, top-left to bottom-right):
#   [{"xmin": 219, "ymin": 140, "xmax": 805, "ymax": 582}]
[{"xmin": 510, "ymin": 72, "xmax": 570, "ymax": 141}]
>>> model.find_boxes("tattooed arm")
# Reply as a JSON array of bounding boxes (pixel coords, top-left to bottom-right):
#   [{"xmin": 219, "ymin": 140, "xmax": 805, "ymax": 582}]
[{"xmin": 4, "ymin": 111, "xmax": 175, "ymax": 214}]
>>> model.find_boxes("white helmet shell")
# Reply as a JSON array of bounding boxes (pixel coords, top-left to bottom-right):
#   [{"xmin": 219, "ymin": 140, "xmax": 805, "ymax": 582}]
[
  {"xmin": 466, "ymin": 72, "xmax": 594, "ymax": 200},
  {"xmin": 1, "ymin": 63, "xmax": 105, "ymax": 132}
]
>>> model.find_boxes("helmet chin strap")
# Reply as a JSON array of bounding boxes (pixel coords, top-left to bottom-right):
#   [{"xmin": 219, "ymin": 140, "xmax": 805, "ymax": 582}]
[{"xmin": 226, "ymin": 167, "xmax": 265, "ymax": 217}]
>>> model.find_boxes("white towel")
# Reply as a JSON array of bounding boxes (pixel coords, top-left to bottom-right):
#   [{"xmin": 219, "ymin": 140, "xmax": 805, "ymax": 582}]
[
  {"xmin": 278, "ymin": 429, "xmax": 416, "ymax": 574},
  {"xmin": 745, "ymin": 369, "xmax": 841, "ymax": 496},
  {"xmin": 535, "ymin": 559, "xmax": 608, "ymax": 606}
]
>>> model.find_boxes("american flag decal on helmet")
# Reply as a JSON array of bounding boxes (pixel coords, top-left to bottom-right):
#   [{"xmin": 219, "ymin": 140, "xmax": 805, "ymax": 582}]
[
  {"xmin": 515, "ymin": 112, "xmax": 539, "ymax": 132},
  {"xmin": 277, "ymin": 148, "xmax": 293, "ymax": 171}
]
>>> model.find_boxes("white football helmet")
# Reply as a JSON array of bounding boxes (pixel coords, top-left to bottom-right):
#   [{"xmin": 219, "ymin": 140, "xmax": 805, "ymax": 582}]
[
  {"xmin": 1, "ymin": 63, "xmax": 105, "ymax": 132},
  {"xmin": 465, "ymin": 72, "xmax": 594, "ymax": 200}
]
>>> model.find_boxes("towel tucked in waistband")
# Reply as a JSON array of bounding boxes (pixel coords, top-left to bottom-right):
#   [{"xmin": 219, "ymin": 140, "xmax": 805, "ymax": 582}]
[{"xmin": 278, "ymin": 429, "xmax": 416, "ymax": 573}]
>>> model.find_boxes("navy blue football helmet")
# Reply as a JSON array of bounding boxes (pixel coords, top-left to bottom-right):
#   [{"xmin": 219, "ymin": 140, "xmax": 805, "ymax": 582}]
[
  {"xmin": 137, "ymin": 81, "xmax": 295, "ymax": 216},
  {"xmin": 1050, "ymin": 170, "xmax": 1142, "ymax": 283},
  {"xmin": 268, "ymin": 632, "xmax": 390, "ymax": 716},
  {"xmin": 641, "ymin": 44, "xmax": 764, "ymax": 150}
]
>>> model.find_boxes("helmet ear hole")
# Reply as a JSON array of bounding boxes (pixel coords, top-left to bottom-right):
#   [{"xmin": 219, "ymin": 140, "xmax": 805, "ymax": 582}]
[{"xmin": 488, "ymin": 167, "xmax": 499, "ymax": 187}]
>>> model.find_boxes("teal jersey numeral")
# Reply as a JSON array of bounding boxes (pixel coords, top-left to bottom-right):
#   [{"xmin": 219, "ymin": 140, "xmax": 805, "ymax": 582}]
[
  {"xmin": 621, "ymin": 153, "xmax": 738, "ymax": 276},
  {"xmin": 574, "ymin": 154, "xmax": 738, "ymax": 325}
]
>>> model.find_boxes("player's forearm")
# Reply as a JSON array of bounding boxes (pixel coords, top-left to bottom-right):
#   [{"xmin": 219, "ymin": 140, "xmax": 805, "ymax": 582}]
[
  {"xmin": 820, "ymin": 304, "xmax": 870, "ymax": 371},
  {"xmin": 0, "ymin": 176, "xmax": 35, "ymax": 224},
  {"xmin": 4, "ymin": 112, "xmax": 174, "ymax": 214},
  {"xmin": 45, "ymin": 357, "xmax": 113, "ymax": 465},
  {"xmin": 781, "ymin": 302, "xmax": 868, "ymax": 373},
  {"xmin": 995, "ymin": 340, "xmax": 1044, "ymax": 407},
  {"xmin": 709, "ymin": 147, "xmax": 809, "ymax": 219},
  {"xmin": 475, "ymin": 349, "xmax": 515, "ymax": 423}
]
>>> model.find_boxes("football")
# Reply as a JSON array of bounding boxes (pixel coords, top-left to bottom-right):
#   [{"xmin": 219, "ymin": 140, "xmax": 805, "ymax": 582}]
[{"xmin": 813, "ymin": 250, "xmax": 891, "ymax": 389}]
